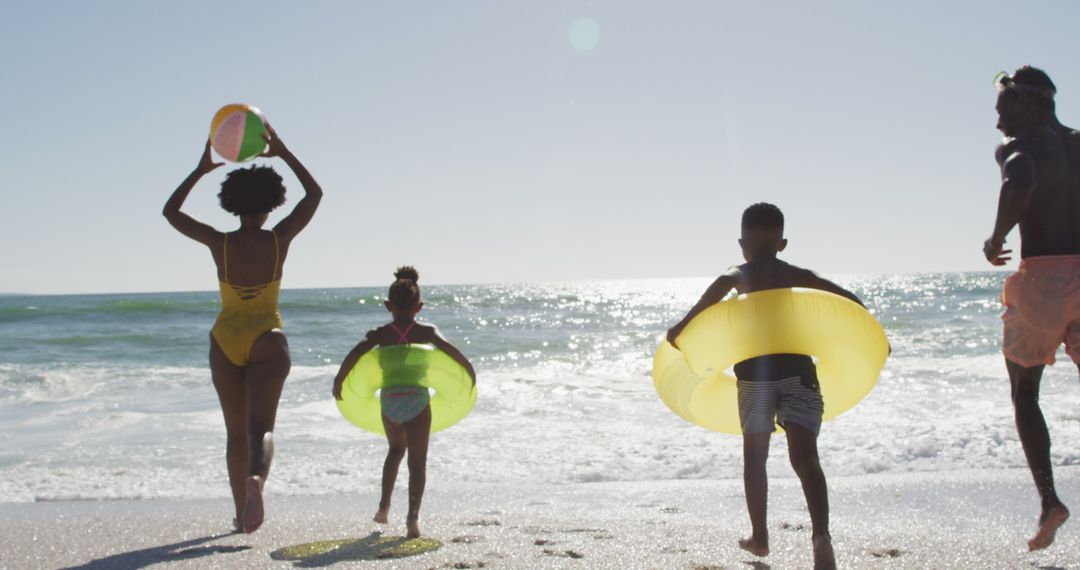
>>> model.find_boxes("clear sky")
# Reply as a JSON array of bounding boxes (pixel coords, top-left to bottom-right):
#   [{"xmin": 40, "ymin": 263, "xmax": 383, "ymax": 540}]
[{"xmin": 3, "ymin": 1, "xmax": 1079, "ymax": 294}]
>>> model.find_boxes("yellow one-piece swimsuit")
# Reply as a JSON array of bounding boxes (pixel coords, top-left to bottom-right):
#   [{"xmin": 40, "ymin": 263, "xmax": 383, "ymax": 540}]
[{"xmin": 210, "ymin": 231, "xmax": 283, "ymax": 366}]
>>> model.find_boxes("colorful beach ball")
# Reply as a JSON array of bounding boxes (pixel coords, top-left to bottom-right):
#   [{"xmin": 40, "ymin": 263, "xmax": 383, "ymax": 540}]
[{"xmin": 209, "ymin": 104, "xmax": 268, "ymax": 163}]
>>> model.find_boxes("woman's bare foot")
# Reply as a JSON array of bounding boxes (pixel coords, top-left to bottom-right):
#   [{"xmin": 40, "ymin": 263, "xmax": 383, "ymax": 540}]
[
  {"xmin": 406, "ymin": 515, "xmax": 421, "ymax": 539},
  {"xmin": 231, "ymin": 517, "xmax": 243, "ymax": 533},
  {"xmin": 373, "ymin": 507, "xmax": 389, "ymax": 524},
  {"xmin": 1028, "ymin": 504, "xmax": 1070, "ymax": 551},
  {"xmin": 738, "ymin": 536, "xmax": 769, "ymax": 557},
  {"xmin": 813, "ymin": 534, "xmax": 836, "ymax": 570},
  {"xmin": 242, "ymin": 475, "xmax": 265, "ymax": 534}
]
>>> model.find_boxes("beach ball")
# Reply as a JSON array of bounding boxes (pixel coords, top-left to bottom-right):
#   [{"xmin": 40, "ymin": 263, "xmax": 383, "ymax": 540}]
[{"xmin": 209, "ymin": 104, "xmax": 268, "ymax": 162}]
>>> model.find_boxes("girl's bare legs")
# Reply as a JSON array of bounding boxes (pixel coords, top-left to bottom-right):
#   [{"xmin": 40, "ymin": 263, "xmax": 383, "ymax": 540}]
[
  {"xmin": 375, "ymin": 417, "xmax": 408, "ymax": 524},
  {"xmin": 404, "ymin": 407, "xmax": 432, "ymax": 538}
]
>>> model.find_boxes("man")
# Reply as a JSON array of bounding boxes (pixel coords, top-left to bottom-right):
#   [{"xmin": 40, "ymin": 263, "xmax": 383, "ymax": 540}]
[{"xmin": 984, "ymin": 65, "xmax": 1080, "ymax": 551}]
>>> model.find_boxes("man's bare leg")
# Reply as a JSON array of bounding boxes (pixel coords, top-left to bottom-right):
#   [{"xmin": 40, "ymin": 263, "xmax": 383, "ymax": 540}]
[{"xmin": 1007, "ymin": 360, "xmax": 1069, "ymax": 550}]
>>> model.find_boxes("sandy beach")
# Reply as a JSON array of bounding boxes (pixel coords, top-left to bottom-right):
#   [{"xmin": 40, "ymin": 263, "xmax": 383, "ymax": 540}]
[{"xmin": 2, "ymin": 466, "xmax": 1078, "ymax": 569}]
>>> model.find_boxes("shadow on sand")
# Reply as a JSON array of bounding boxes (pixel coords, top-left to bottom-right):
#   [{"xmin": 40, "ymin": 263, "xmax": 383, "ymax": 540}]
[
  {"xmin": 62, "ymin": 533, "xmax": 249, "ymax": 569},
  {"xmin": 270, "ymin": 531, "xmax": 442, "ymax": 567}
]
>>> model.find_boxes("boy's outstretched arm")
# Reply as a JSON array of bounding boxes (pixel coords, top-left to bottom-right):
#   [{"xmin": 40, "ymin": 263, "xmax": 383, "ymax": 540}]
[
  {"xmin": 798, "ymin": 270, "xmax": 866, "ymax": 308},
  {"xmin": 666, "ymin": 272, "xmax": 738, "ymax": 347},
  {"xmin": 800, "ymin": 270, "xmax": 891, "ymax": 354},
  {"xmin": 332, "ymin": 332, "xmax": 377, "ymax": 400},
  {"xmin": 428, "ymin": 326, "xmax": 476, "ymax": 385}
]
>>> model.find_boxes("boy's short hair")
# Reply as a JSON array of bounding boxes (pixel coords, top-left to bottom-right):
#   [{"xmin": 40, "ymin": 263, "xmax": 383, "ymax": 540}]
[
  {"xmin": 218, "ymin": 165, "xmax": 287, "ymax": 216},
  {"xmin": 742, "ymin": 202, "xmax": 784, "ymax": 233}
]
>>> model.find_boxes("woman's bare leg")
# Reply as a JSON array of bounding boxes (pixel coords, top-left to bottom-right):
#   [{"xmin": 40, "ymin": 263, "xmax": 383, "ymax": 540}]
[
  {"xmin": 240, "ymin": 330, "xmax": 291, "ymax": 533},
  {"xmin": 209, "ymin": 336, "xmax": 248, "ymax": 530}
]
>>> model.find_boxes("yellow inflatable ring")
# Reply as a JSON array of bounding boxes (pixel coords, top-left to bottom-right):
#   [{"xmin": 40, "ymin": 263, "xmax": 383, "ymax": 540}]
[
  {"xmin": 337, "ymin": 344, "xmax": 477, "ymax": 435},
  {"xmin": 653, "ymin": 288, "xmax": 888, "ymax": 433}
]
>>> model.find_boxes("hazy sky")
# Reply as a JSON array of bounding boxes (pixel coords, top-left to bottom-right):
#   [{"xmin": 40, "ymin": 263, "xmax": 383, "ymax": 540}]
[{"xmin": 3, "ymin": 1, "xmax": 1079, "ymax": 294}]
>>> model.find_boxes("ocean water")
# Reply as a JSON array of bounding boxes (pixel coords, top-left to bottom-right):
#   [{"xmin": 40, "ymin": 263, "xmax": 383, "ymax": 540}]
[{"xmin": 1, "ymin": 273, "xmax": 1079, "ymax": 504}]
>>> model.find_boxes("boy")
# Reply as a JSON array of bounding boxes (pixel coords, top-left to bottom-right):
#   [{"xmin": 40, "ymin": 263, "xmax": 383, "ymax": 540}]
[{"xmin": 667, "ymin": 203, "xmax": 866, "ymax": 570}]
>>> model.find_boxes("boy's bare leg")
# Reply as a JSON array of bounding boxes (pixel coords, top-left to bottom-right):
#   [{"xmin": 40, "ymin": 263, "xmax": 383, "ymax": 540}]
[
  {"xmin": 786, "ymin": 423, "xmax": 834, "ymax": 570},
  {"xmin": 1008, "ymin": 360, "xmax": 1070, "ymax": 550},
  {"xmin": 375, "ymin": 416, "xmax": 408, "ymax": 524},
  {"xmin": 739, "ymin": 432, "xmax": 771, "ymax": 556}
]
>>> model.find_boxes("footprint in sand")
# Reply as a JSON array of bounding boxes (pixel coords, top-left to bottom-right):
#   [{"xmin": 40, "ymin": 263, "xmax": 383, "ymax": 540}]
[
  {"xmin": 464, "ymin": 519, "xmax": 501, "ymax": 527},
  {"xmin": 449, "ymin": 535, "xmax": 485, "ymax": 544},
  {"xmin": 870, "ymin": 548, "xmax": 903, "ymax": 558},
  {"xmin": 541, "ymin": 548, "xmax": 584, "ymax": 559},
  {"xmin": 661, "ymin": 507, "xmax": 682, "ymax": 514},
  {"xmin": 778, "ymin": 522, "xmax": 807, "ymax": 532},
  {"xmin": 432, "ymin": 562, "xmax": 488, "ymax": 569},
  {"xmin": 560, "ymin": 527, "xmax": 606, "ymax": 534}
]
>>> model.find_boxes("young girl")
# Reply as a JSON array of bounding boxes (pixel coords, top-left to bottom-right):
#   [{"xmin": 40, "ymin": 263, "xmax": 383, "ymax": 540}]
[{"xmin": 332, "ymin": 266, "xmax": 476, "ymax": 538}]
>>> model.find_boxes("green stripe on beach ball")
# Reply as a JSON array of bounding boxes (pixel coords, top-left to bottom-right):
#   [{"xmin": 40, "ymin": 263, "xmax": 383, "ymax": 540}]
[{"xmin": 236, "ymin": 111, "xmax": 269, "ymax": 162}]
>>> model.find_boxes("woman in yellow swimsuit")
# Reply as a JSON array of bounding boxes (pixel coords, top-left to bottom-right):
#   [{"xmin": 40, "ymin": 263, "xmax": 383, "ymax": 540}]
[{"xmin": 163, "ymin": 123, "xmax": 322, "ymax": 533}]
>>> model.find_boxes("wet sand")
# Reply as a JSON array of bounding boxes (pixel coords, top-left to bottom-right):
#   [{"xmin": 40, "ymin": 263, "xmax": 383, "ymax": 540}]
[{"xmin": 2, "ymin": 467, "xmax": 1078, "ymax": 569}]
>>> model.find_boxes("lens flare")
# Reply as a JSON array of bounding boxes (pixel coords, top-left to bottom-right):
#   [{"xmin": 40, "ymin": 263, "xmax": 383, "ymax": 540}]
[{"xmin": 569, "ymin": 17, "xmax": 600, "ymax": 52}]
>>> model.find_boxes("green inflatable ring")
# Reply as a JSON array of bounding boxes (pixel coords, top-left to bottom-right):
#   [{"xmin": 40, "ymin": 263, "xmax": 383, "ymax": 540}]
[
  {"xmin": 653, "ymin": 288, "xmax": 888, "ymax": 434},
  {"xmin": 337, "ymin": 344, "xmax": 477, "ymax": 435}
]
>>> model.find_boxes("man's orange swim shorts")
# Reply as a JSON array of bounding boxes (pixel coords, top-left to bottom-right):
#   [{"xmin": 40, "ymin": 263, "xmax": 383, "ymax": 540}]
[{"xmin": 1002, "ymin": 255, "xmax": 1080, "ymax": 367}]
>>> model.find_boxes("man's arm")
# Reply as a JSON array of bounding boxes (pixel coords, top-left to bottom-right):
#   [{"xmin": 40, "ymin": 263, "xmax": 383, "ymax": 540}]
[
  {"xmin": 666, "ymin": 272, "xmax": 738, "ymax": 347},
  {"xmin": 984, "ymin": 140, "xmax": 1036, "ymax": 266}
]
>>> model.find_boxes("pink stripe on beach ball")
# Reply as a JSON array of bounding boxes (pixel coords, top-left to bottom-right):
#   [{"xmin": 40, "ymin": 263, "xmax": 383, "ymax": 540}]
[{"xmin": 213, "ymin": 112, "xmax": 247, "ymax": 162}]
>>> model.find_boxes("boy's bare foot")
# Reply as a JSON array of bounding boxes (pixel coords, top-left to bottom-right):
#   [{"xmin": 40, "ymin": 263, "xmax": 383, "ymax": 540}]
[
  {"xmin": 242, "ymin": 475, "xmax": 265, "ymax": 534},
  {"xmin": 373, "ymin": 507, "xmax": 389, "ymax": 524},
  {"xmin": 813, "ymin": 534, "xmax": 836, "ymax": 570},
  {"xmin": 1028, "ymin": 504, "xmax": 1070, "ymax": 551},
  {"xmin": 738, "ymin": 537, "xmax": 769, "ymax": 557},
  {"xmin": 406, "ymin": 515, "xmax": 421, "ymax": 539}
]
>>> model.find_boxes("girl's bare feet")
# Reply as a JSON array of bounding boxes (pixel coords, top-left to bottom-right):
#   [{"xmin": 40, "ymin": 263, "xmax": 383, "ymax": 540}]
[
  {"xmin": 373, "ymin": 507, "xmax": 389, "ymax": 524},
  {"xmin": 242, "ymin": 475, "xmax": 265, "ymax": 533}
]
